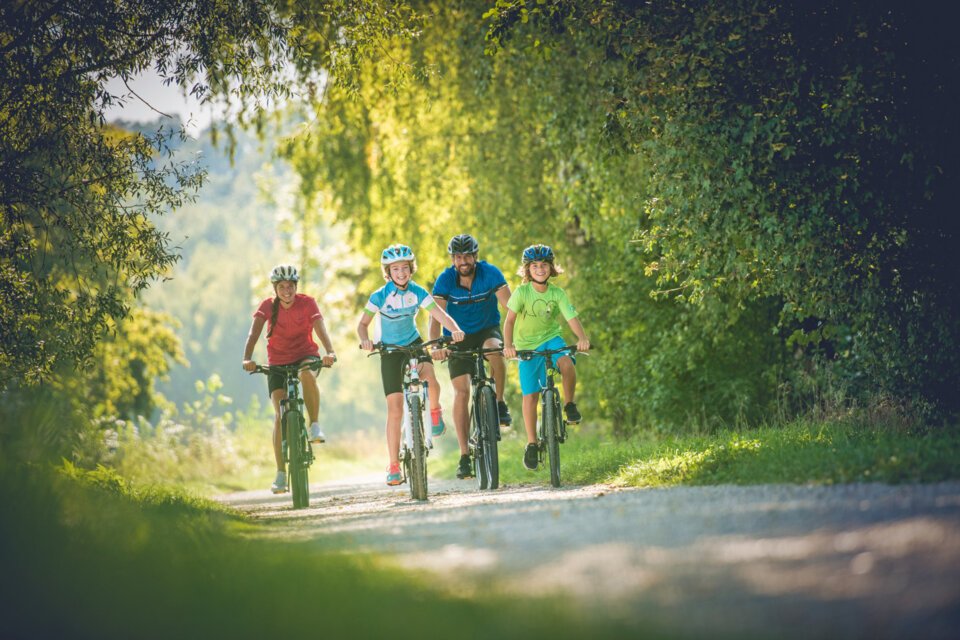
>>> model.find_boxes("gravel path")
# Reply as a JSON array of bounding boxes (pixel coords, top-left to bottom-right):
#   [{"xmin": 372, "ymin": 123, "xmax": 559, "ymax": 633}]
[{"xmin": 218, "ymin": 477, "xmax": 960, "ymax": 639}]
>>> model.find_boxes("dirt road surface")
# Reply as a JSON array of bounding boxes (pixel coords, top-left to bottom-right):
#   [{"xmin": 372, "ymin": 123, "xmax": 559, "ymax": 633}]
[{"xmin": 219, "ymin": 477, "xmax": 960, "ymax": 639}]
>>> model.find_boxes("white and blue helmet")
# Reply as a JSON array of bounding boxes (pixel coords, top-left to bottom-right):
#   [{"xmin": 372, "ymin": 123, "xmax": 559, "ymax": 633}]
[
  {"xmin": 269, "ymin": 264, "xmax": 299, "ymax": 283},
  {"xmin": 380, "ymin": 244, "xmax": 417, "ymax": 276},
  {"xmin": 381, "ymin": 244, "xmax": 415, "ymax": 265}
]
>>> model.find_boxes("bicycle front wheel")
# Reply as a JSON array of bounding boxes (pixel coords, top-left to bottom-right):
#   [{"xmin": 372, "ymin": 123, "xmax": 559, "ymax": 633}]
[
  {"xmin": 542, "ymin": 389, "xmax": 561, "ymax": 487},
  {"xmin": 286, "ymin": 410, "xmax": 310, "ymax": 508},
  {"xmin": 408, "ymin": 394, "xmax": 428, "ymax": 501},
  {"xmin": 476, "ymin": 386, "xmax": 500, "ymax": 490}
]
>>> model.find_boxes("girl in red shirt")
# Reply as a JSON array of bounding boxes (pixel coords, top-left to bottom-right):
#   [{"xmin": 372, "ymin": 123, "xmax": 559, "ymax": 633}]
[{"xmin": 242, "ymin": 264, "xmax": 337, "ymax": 493}]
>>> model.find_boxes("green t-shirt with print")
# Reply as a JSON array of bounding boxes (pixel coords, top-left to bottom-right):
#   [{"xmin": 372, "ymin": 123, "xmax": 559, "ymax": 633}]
[{"xmin": 507, "ymin": 282, "xmax": 578, "ymax": 350}]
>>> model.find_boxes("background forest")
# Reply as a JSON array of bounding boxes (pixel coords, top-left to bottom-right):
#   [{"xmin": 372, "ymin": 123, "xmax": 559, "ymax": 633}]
[{"xmin": 1, "ymin": 0, "xmax": 958, "ymax": 481}]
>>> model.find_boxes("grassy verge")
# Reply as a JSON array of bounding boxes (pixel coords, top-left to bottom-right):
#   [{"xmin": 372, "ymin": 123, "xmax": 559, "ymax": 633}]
[
  {"xmin": 0, "ymin": 462, "xmax": 646, "ymax": 640},
  {"xmin": 431, "ymin": 420, "xmax": 960, "ymax": 488}
]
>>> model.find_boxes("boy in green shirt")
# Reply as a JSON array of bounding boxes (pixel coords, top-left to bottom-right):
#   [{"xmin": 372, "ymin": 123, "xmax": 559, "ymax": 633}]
[{"xmin": 503, "ymin": 244, "xmax": 590, "ymax": 471}]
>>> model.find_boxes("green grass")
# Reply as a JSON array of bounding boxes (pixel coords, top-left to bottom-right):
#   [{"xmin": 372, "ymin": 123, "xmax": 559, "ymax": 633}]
[
  {"xmin": 431, "ymin": 420, "xmax": 960, "ymax": 489},
  {"xmin": 0, "ymin": 462, "xmax": 650, "ymax": 640}
]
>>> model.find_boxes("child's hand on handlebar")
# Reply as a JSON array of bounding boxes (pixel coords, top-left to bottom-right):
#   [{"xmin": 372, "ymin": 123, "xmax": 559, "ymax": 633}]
[
  {"xmin": 242, "ymin": 359, "xmax": 256, "ymax": 372},
  {"xmin": 503, "ymin": 344, "xmax": 517, "ymax": 360},
  {"xmin": 450, "ymin": 330, "xmax": 465, "ymax": 343},
  {"xmin": 322, "ymin": 353, "xmax": 337, "ymax": 366},
  {"xmin": 576, "ymin": 338, "xmax": 591, "ymax": 353},
  {"xmin": 359, "ymin": 339, "xmax": 374, "ymax": 351}
]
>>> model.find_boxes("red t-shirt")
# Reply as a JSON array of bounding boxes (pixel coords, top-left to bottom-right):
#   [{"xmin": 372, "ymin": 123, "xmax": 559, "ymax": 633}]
[{"xmin": 254, "ymin": 294, "xmax": 323, "ymax": 364}]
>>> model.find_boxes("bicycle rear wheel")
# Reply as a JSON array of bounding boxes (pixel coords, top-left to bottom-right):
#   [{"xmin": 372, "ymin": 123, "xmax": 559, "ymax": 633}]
[
  {"xmin": 408, "ymin": 394, "xmax": 428, "ymax": 500},
  {"xmin": 286, "ymin": 410, "xmax": 310, "ymax": 508},
  {"xmin": 543, "ymin": 389, "xmax": 561, "ymax": 487},
  {"xmin": 476, "ymin": 386, "xmax": 500, "ymax": 490}
]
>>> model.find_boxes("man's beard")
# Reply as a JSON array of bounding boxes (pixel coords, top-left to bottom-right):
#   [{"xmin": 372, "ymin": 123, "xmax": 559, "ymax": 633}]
[{"xmin": 457, "ymin": 263, "xmax": 476, "ymax": 277}]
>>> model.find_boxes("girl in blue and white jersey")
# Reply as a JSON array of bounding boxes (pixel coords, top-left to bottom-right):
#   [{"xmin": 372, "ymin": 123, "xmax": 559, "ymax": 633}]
[{"xmin": 358, "ymin": 244, "xmax": 465, "ymax": 485}]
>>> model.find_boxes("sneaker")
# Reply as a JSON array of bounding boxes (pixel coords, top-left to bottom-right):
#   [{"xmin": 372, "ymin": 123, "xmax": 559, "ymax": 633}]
[
  {"xmin": 523, "ymin": 443, "xmax": 539, "ymax": 470},
  {"xmin": 564, "ymin": 402, "xmax": 582, "ymax": 424},
  {"xmin": 456, "ymin": 454, "xmax": 474, "ymax": 479},
  {"xmin": 497, "ymin": 400, "xmax": 512, "ymax": 427},
  {"xmin": 386, "ymin": 463, "xmax": 402, "ymax": 486},
  {"xmin": 309, "ymin": 422, "xmax": 326, "ymax": 443},
  {"xmin": 430, "ymin": 407, "xmax": 446, "ymax": 437},
  {"xmin": 271, "ymin": 470, "xmax": 287, "ymax": 493}
]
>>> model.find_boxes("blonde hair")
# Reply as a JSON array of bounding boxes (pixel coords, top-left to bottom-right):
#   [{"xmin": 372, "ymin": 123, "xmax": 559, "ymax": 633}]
[{"xmin": 517, "ymin": 260, "xmax": 564, "ymax": 283}]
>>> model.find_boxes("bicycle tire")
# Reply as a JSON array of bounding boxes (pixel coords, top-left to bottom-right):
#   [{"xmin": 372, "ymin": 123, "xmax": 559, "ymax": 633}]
[
  {"xmin": 408, "ymin": 394, "xmax": 428, "ymax": 500},
  {"xmin": 543, "ymin": 389, "xmax": 561, "ymax": 487},
  {"xmin": 471, "ymin": 402, "xmax": 488, "ymax": 490},
  {"xmin": 286, "ymin": 410, "xmax": 310, "ymax": 508},
  {"xmin": 477, "ymin": 386, "xmax": 500, "ymax": 490}
]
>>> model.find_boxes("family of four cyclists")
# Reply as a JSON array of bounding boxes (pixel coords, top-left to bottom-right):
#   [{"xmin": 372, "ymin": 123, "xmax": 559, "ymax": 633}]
[{"xmin": 241, "ymin": 234, "xmax": 590, "ymax": 492}]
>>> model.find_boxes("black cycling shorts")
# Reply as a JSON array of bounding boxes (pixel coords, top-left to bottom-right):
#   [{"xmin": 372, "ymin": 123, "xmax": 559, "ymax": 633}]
[
  {"xmin": 381, "ymin": 338, "xmax": 431, "ymax": 396},
  {"xmin": 447, "ymin": 326, "xmax": 503, "ymax": 380},
  {"xmin": 267, "ymin": 355, "xmax": 321, "ymax": 395}
]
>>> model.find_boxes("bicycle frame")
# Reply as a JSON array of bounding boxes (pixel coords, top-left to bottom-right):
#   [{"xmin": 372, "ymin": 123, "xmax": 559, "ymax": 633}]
[
  {"xmin": 447, "ymin": 345, "xmax": 503, "ymax": 490},
  {"xmin": 516, "ymin": 345, "xmax": 579, "ymax": 488},
  {"xmin": 370, "ymin": 337, "xmax": 450, "ymax": 500},
  {"xmin": 401, "ymin": 350, "xmax": 430, "ymax": 452},
  {"xmin": 251, "ymin": 359, "xmax": 329, "ymax": 508}
]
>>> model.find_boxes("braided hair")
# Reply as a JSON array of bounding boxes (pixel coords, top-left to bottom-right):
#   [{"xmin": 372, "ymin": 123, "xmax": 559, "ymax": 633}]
[{"xmin": 266, "ymin": 296, "xmax": 280, "ymax": 338}]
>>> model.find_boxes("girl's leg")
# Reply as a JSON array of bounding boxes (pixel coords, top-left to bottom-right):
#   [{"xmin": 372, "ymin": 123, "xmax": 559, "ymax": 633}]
[
  {"xmin": 557, "ymin": 356, "xmax": 577, "ymax": 404},
  {"xmin": 299, "ymin": 368, "xmax": 320, "ymax": 423},
  {"xmin": 521, "ymin": 392, "xmax": 540, "ymax": 444},
  {"xmin": 419, "ymin": 362, "xmax": 441, "ymax": 411},
  {"xmin": 270, "ymin": 389, "xmax": 287, "ymax": 471},
  {"xmin": 385, "ymin": 392, "xmax": 404, "ymax": 465}
]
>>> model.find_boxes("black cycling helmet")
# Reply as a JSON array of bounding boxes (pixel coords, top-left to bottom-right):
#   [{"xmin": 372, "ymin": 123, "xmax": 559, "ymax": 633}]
[
  {"xmin": 522, "ymin": 244, "xmax": 555, "ymax": 264},
  {"xmin": 447, "ymin": 234, "xmax": 479, "ymax": 255}
]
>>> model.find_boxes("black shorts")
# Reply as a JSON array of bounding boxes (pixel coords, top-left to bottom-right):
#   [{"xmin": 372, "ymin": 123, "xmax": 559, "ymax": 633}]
[
  {"xmin": 267, "ymin": 356, "xmax": 321, "ymax": 395},
  {"xmin": 381, "ymin": 338, "xmax": 431, "ymax": 396},
  {"xmin": 448, "ymin": 326, "xmax": 503, "ymax": 379}
]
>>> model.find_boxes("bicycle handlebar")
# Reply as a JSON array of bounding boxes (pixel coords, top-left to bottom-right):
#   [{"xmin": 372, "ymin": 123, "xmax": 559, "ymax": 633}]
[
  {"xmin": 249, "ymin": 359, "xmax": 332, "ymax": 376},
  {"xmin": 363, "ymin": 335, "xmax": 453, "ymax": 357},
  {"xmin": 514, "ymin": 344, "xmax": 585, "ymax": 361},
  {"xmin": 445, "ymin": 345, "xmax": 505, "ymax": 359}
]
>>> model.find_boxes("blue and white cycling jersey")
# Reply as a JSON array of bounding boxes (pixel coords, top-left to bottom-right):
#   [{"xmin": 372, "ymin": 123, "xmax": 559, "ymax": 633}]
[{"xmin": 363, "ymin": 280, "xmax": 436, "ymax": 345}]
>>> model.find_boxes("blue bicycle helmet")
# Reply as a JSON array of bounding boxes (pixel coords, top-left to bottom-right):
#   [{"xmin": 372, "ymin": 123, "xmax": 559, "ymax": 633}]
[
  {"xmin": 522, "ymin": 244, "xmax": 555, "ymax": 264},
  {"xmin": 447, "ymin": 234, "xmax": 479, "ymax": 255},
  {"xmin": 381, "ymin": 244, "xmax": 416, "ymax": 265}
]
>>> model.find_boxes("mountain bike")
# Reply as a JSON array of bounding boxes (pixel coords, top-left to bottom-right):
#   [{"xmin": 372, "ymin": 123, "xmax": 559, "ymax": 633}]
[
  {"xmin": 369, "ymin": 337, "xmax": 450, "ymax": 500},
  {"xmin": 250, "ymin": 359, "xmax": 331, "ymax": 509},
  {"xmin": 515, "ymin": 345, "xmax": 582, "ymax": 488},
  {"xmin": 447, "ymin": 345, "xmax": 504, "ymax": 490}
]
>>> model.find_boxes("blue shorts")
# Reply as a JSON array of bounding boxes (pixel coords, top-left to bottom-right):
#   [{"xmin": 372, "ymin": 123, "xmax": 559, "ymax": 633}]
[{"xmin": 518, "ymin": 336, "xmax": 574, "ymax": 395}]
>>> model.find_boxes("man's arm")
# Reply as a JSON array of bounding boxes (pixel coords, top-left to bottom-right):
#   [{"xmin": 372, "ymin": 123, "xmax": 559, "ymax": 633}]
[
  {"xmin": 428, "ymin": 296, "xmax": 447, "ymax": 341},
  {"xmin": 429, "ymin": 296, "xmax": 450, "ymax": 360},
  {"xmin": 495, "ymin": 284, "xmax": 512, "ymax": 312}
]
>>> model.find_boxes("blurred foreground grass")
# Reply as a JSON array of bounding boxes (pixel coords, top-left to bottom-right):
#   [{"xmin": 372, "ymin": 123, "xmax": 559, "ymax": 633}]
[{"xmin": 0, "ymin": 462, "xmax": 647, "ymax": 640}]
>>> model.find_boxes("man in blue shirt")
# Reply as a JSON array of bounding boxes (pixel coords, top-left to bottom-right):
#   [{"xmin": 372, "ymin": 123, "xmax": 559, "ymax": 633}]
[{"xmin": 430, "ymin": 234, "xmax": 513, "ymax": 479}]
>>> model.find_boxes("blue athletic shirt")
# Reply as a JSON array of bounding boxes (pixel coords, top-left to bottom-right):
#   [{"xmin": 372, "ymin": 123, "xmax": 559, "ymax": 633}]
[
  {"xmin": 363, "ymin": 280, "xmax": 436, "ymax": 345},
  {"xmin": 431, "ymin": 261, "xmax": 507, "ymax": 335}
]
